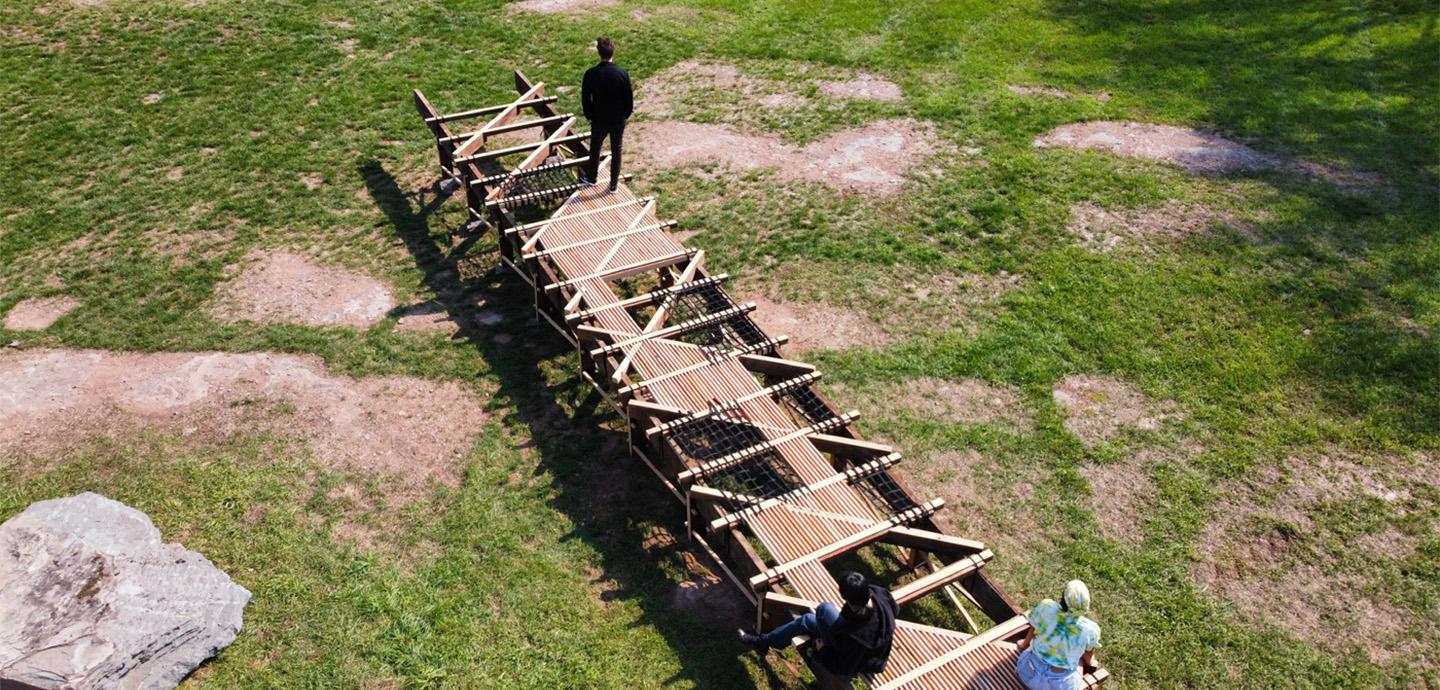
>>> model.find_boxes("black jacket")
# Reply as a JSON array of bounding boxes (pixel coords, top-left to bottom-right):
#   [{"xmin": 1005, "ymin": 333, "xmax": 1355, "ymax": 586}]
[
  {"xmin": 818, "ymin": 586, "xmax": 898, "ymax": 676},
  {"xmin": 581, "ymin": 61, "xmax": 633, "ymax": 124}
]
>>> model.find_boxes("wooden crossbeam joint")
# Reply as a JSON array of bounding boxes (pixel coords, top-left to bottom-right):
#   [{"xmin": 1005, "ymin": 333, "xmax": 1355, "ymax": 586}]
[
  {"xmin": 747, "ymin": 499, "xmax": 945, "ymax": 590},
  {"xmin": 676, "ymin": 411, "xmax": 859, "ymax": 486}
]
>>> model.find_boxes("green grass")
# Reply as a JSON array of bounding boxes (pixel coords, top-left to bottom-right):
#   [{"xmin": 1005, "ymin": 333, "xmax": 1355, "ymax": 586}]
[{"xmin": 2, "ymin": 0, "xmax": 1437, "ymax": 689}]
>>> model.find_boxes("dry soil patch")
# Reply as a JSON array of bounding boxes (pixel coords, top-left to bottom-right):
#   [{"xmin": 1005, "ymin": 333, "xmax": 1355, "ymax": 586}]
[
  {"xmin": 1066, "ymin": 201, "xmax": 1250, "ymax": 252},
  {"xmin": 632, "ymin": 118, "xmax": 936, "ymax": 194},
  {"xmin": 394, "ymin": 300, "xmax": 460, "ymax": 335},
  {"xmin": 1052, "ymin": 374, "xmax": 1177, "ymax": 446},
  {"xmin": 1079, "ymin": 461, "xmax": 1153, "ymax": 544},
  {"xmin": 213, "ymin": 252, "xmax": 395, "ymax": 327},
  {"xmin": 746, "ymin": 295, "xmax": 893, "ymax": 353},
  {"xmin": 3, "ymin": 297, "xmax": 79, "ymax": 331},
  {"xmin": 508, "ymin": 0, "xmax": 617, "ymax": 13},
  {"xmin": 639, "ymin": 60, "xmax": 903, "ymax": 118},
  {"xmin": 1035, "ymin": 121, "xmax": 1383, "ymax": 191},
  {"xmin": 0, "ymin": 349, "xmax": 489, "ymax": 485},
  {"xmin": 1193, "ymin": 452, "xmax": 1436, "ymax": 664},
  {"xmin": 897, "ymin": 377, "xmax": 1030, "ymax": 429}
]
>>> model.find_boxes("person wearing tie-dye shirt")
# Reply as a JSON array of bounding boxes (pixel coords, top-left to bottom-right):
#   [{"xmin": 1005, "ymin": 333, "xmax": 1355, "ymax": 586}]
[{"xmin": 1015, "ymin": 580, "xmax": 1101, "ymax": 690}]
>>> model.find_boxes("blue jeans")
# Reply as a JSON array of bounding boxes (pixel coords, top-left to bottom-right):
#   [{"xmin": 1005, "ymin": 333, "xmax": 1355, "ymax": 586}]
[
  {"xmin": 763, "ymin": 602, "xmax": 841, "ymax": 649},
  {"xmin": 1016, "ymin": 648, "xmax": 1082, "ymax": 690}
]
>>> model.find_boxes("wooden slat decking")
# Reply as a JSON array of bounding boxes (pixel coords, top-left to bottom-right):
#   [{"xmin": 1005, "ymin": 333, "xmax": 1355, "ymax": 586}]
[{"xmin": 411, "ymin": 73, "xmax": 1110, "ymax": 690}]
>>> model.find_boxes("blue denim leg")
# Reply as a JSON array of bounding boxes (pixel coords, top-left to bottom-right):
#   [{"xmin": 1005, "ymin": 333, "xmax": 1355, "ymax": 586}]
[
  {"xmin": 764, "ymin": 602, "xmax": 841, "ymax": 649},
  {"xmin": 1015, "ymin": 648, "xmax": 1083, "ymax": 690}
]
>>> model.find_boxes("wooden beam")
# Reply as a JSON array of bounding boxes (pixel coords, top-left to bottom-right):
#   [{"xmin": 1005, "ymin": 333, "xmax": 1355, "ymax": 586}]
[
  {"xmin": 485, "ymin": 116, "xmax": 578, "ymax": 203},
  {"xmin": 891, "ymin": 551, "xmax": 993, "ymax": 604},
  {"xmin": 748, "ymin": 500, "xmax": 944, "ymax": 590},
  {"xmin": 471, "ymin": 156, "xmax": 592, "ymax": 187},
  {"xmin": 437, "ymin": 113, "xmax": 572, "ymax": 143},
  {"xmin": 626, "ymin": 399, "xmax": 689, "ymax": 423},
  {"xmin": 457, "ymin": 133, "xmax": 589, "ymax": 166},
  {"xmin": 642, "ymin": 250, "xmax": 706, "ymax": 334},
  {"xmin": 593, "ymin": 302, "xmax": 755, "ymax": 358},
  {"xmin": 707, "ymin": 453, "xmax": 902, "ymax": 532},
  {"xmin": 646, "ymin": 371, "xmax": 822, "ymax": 440},
  {"xmin": 737, "ymin": 353, "xmax": 816, "ymax": 377},
  {"xmin": 873, "ymin": 615, "xmax": 1028, "ymax": 690},
  {"xmin": 617, "ymin": 336, "xmax": 787, "ymax": 398},
  {"xmin": 528, "ymin": 220, "xmax": 673, "ymax": 260},
  {"xmin": 880, "ymin": 526, "xmax": 986, "ymax": 555},
  {"xmin": 807, "ymin": 433, "xmax": 894, "ymax": 461},
  {"xmin": 676, "ymin": 411, "xmax": 858, "ymax": 485},
  {"xmin": 543, "ymin": 250, "xmax": 696, "ymax": 294},
  {"xmin": 424, "ymin": 96, "xmax": 558, "ymax": 124},
  {"xmin": 454, "ymin": 81, "xmax": 544, "ymax": 158},
  {"xmin": 566, "ymin": 273, "xmax": 728, "ymax": 325}
]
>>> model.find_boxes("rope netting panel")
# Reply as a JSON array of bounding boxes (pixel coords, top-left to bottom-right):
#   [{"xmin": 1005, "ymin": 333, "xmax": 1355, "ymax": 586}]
[
  {"xmin": 663, "ymin": 282, "xmax": 770, "ymax": 349},
  {"xmin": 779, "ymin": 384, "xmax": 842, "ymax": 426},
  {"xmin": 666, "ymin": 412, "xmax": 802, "ymax": 509},
  {"xmin": 493, "ymin": 156, "xmax": 582, "ymax": 211},
  {"xmin": 855, "ymin": 467, "xmax": 923, "ymax": 516}
]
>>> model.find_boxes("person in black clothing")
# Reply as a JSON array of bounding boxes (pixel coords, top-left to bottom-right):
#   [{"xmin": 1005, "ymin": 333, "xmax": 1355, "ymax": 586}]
[
  {"xmin": 739, "ymin": 571, "xmax": 898, "ymax": 678},
  {"xmin": 579, "ymin": 36, "xmax": 633, "ymax": 193}
]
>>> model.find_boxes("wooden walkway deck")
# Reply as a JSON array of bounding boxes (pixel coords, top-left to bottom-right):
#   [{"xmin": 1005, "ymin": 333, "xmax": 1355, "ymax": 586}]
[{"xmin": 412, "ymin": 71, "xmax": 1109, "ymax": 690}]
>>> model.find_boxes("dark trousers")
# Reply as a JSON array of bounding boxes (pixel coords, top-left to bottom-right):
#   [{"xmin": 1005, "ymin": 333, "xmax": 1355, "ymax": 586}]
[{"xmin": 585, "ymin": 118, "xmax": 625, "ymax": 187}]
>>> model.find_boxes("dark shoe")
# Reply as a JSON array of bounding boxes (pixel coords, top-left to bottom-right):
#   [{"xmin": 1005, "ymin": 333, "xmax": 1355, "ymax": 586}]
[
  {"xmin": 578, "ymin": 175, "xmax": 595, "ymax": 187},
  {"xmin": 607, "ymin": 182, "xmax": 620, "ymax": 194},
  {"xmin": 738, "ymin": 628, "xmax": 769, "ymax": 654}
]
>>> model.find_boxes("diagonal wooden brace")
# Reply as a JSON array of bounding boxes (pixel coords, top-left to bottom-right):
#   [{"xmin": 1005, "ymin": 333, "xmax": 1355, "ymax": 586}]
[{"xmin": 747, "ymin": 499, "xmax": 945, "ymax": 590}]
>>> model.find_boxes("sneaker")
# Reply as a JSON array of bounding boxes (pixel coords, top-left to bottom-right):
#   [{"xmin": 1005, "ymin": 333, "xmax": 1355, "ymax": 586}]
[
  {"xmin": 577, "ymin": 175, "xmax": 595, "ymax": 187},
  {"xmin": 737, "ymin": 628, "xmax": 769, "ymax": 654}
]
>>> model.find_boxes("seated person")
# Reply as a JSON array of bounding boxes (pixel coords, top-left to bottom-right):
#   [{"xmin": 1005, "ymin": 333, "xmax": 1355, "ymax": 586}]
[
  {"xmin": 1016, "ymin": 579, "xmax": 1102, "ymax": 690},
  {"xmin": 738, "ymin": 571, "xmax": 898, "ymax": 677}
]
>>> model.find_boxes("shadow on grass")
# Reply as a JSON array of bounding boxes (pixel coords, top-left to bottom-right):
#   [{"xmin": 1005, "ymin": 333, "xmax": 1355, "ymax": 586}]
[{"xmin": 359, "ymin": 159, "xmax": 801, "ymax": 689}]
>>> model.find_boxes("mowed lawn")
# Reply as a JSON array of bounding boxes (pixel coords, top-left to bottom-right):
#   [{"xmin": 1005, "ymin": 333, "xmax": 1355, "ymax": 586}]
[{"xmin": 2, "ymin": 1, "xmax": 1436, "ymax": 689}]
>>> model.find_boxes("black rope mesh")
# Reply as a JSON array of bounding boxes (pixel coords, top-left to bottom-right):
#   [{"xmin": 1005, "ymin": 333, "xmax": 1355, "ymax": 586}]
[
  {"xmin": 668, "ymin": 412, "xmax": 801, "ymax": 511},
  {"xmin": 494, "ymin": 156, "xmax": 582, "ymax": 210},
  {"xmin": 663, "ymin": 283, "xmax": 769, "ymax": 348},
  {"xmin": 855, "ymin": 467, "xmax": 921, "ymax": 516},
  {"xmin": 778, "ymin": 385, "xmax": 841, "ymax": 426}
]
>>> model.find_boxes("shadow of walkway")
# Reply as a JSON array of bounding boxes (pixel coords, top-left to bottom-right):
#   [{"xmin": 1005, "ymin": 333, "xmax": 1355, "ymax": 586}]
[{"xmin": 359, "ymin": 159, "xmax": 804, "ymax": 689}]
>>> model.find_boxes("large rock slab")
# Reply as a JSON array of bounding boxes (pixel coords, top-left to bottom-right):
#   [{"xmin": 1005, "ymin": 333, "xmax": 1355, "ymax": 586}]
[{"xmin": 0, "ymin": 492, "xmax": 251, "ymax": 690}]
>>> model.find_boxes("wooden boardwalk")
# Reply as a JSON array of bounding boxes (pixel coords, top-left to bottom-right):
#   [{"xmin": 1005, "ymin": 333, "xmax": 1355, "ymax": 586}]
[{"xmin": 412, "ymin": 71, "xmax": 1109, "ymax": 690}]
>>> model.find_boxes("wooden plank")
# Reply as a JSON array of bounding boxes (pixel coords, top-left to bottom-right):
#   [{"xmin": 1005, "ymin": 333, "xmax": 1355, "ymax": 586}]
[
  {"xmin": 891, "ymin": 551, "xmax": 993, "ymax": 604},
  {"xmin": 807, "ymin": 433, "xmax": 894, "ymax": 460},
  {"xmin": 457, "ymin": 133, "xmax": 589, "ymax": 166},
  {"xmin": 454, "ymin": 81, "xmax": 544, "ymax": 158},
  {"xmin": 616, "ymin": 336, "xmax": 787, "ymax": 398},
  {"xmin": 592, "ymin": 302, "xmax": 755, "ymax": 357},
  {"xmin": 641, "ymin": 250, "xmax": 706, "ymax": 334},
  {"xmin": 748, "ymin": 500, "xmax": 945, "ymax": 590},
  {"xmin": 881, "ymin": 526, "xmax": 986, "ymax": 555},
  {"xmin": 543, "ymin": 250, "xmax": 696, "ymax": 294},
  {"xmin": 737, "ymin": 353, "xmax": 816, "ymax": 377},
  {"xmin": 424, "ymin": 96, "xmax": 558, "ymax": 123},
  {"xmin": 566, "ymin": 273, "xmax": 728, "ymax": 325},
  {"xmin": 873, "ymin": 614, "xmax": 1029, "ymax": 690},
  {"xmin": 518, "ymin": 189, "xmax": 638, "ymax": 252},
  {"xmin": 485, "ymin": 116, "xmax": 579, "ymax": 203},
  {"xmin": 528, "ymin": 220, "xmax": 673, "ymax": 260},
  {"xmin": 645, "ymin": 371, "xmax": 822, "ymax": 439}
]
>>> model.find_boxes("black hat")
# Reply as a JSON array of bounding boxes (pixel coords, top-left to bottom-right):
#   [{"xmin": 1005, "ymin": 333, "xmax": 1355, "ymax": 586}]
[{"xmin": 839, "ymin": 571, "xmax": 870, "ymax": 608}]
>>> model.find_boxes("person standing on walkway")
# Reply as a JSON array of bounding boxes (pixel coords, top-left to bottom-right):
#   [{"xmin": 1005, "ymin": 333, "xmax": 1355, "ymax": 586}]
[
  {"xmin": 580, "ymin": 37, "xmax": 633, "ymax": 194},
  {"xmin": 1015, "ymin": 579, "xmax": 1102, "ymax": 690}
]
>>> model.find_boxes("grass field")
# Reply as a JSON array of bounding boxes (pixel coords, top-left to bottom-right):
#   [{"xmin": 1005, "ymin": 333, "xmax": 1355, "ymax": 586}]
[{"xmin": 2, "ymin": 1, "xmax": 1437, "ymax": 689}]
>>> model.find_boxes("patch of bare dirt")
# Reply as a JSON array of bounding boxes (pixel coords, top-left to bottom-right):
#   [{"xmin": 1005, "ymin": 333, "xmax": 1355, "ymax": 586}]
[
  {"xmin": 1052, "ymin": 374, "xmax": 1177, "ymax": 446},
  {"xmin": 746, "ymin": 295, "xmax": 893, "ymax": 353},
  {"xmin": 0, "ymin": 349, "xmax": 489, "ymax": 485},
  {"xmin": 3, "ymin": 297, "xmax": 79, "ymax": 331},
  {"xmin": 1067, "ymin": 201, "xmax": 1252, "ymax": 252},
  {"xmin": 632, "ymin": 118, "xmax": 936, "ymax": 194},
  {"xmin": 897, "ymin": 378, "xmax": 1030, "ymax": 429},
  {"xmin": 914, "ymin": 449, "xmax": 1042, "ymax": 557},
  {"xmin": 508, "ymin": 0, "xmax": 617, "ymax": 13},
  {"xmin": 1079, "ymin": 461, "xmax": 1153, "ymax": 544},
  {"xmin": 1035, "ymin": 121, "xmax": 1385, "ymax": 192},
  {"xmin": 394, "ymin": 300, "xmax": 459, "ymax": 334},
  {"xmin": 639, "ymin": 60, "xmax": 903, "ymax": 117},
  {"xmin": 213, "ymin": 251, "xmax": 395, "ymax": 327},
  {"xmin": 1193, "ymin": 451, "xmax": 1436, "ymax": 664}
]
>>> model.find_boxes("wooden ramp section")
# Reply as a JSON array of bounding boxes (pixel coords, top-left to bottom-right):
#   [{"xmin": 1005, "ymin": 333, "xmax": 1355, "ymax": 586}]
[{"xmin": 411, "ymin": 71, "xmax": 1109, "ymax": 690}]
